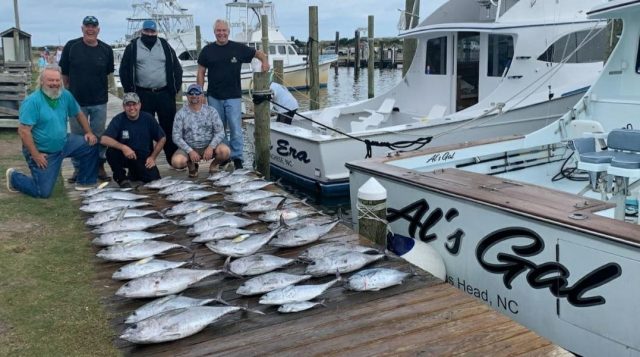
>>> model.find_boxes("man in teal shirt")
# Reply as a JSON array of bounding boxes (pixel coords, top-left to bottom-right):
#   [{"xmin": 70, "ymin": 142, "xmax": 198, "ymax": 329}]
[{"xmin": 6, "ymin": 64, "xmax": 98, "ymax": 198}]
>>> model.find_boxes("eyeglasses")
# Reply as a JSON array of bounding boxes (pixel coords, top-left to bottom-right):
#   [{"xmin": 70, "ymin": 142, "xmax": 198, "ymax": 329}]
[
  {"xmin": 124, "ymin": 102, "xmax": 139, "ymax": 107},
  {"xmin": 187, "ymin": 92, "xmax": 202, "ymax": 96}
]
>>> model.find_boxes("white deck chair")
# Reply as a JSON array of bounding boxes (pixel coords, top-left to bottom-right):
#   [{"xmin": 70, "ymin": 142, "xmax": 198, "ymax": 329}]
[{"xmin": 350, "ymin": 98, "xmax": 396, "ymax": 132}]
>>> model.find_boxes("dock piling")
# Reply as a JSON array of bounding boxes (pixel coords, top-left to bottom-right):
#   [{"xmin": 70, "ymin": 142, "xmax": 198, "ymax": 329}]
[
  {"xmin": 357, "ymin": 178, "xmax": 388, "ymax": 247},
  {"xmin": 309, "ymin": 6, "xmax": 320, "ymax": 110},
  {"xmin": 368, "ymin": 15, "xmax": 374, "ymax": 99},
  {"xmin": 254, "ymin": 14, "xmax": 271, "ymax": 179}
]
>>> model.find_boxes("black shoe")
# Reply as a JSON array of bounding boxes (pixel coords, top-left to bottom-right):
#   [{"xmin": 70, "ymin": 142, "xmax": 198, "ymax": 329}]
[
  {"xmin": 233, "ymin": 159, "xmax": 243, "ymax": 169},
  {"xmin": 67, "ymin": 171, "xmax": 77, "ymax": 183},
  {"xmin": 218, "ymin": 160, "xmax": 231, "ymax": 170},
  {"xmin": 118, "ymin": 180, "xmax": 132, "ymax": 188}
]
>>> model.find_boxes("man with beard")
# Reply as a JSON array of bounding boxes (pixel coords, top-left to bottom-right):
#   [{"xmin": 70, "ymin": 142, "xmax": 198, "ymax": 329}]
[
  {"xmin": 171, "ymin": 84, "xmax": 230, "ymax": 178},
  {"xmin": 60, "ymin": 15, "xmax": 114, "ymax": 183},
  {"xmin": 119, "ymin": 19, "xmax": 182, "ymax": 166},
  {"xmin": 197, "ymin": 19, "xmax": 269, "ymax": 170},
  {"xmin": 100, "ymin": 93, "xmax": 166, "ymax": 188},
  {"xmin": 6, "ymin": 65, "xmax": 99, "ymax": 197}
]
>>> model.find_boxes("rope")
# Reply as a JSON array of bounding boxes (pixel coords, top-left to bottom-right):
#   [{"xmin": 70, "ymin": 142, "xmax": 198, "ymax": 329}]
[
  {"xmin": 269, "ymin": 99, "xmax": 433, "ymax": 158},
  {"xmin": 251, "ymin": 89, "xmax": 272, "ymax": 105},
  {"xmin": 356, "ymin": 200, "xmax": 388, "ymax": 225}
]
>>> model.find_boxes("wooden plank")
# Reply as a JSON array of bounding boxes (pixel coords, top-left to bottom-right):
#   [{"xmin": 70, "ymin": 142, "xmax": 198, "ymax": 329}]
[
  {"xmin": 0, "ymin": 85, "xmax": 27, "ymax": 93},
  {"xmin": 0, "ymin": 94, "xmax": 25, "ymax": 101},
  {"xmin": 0, "ymin": 118, "xmax": 19, "ymax": 128},
  {"xmin": 0, "ymin": 106, "xmax": 19, "ymax": 116},
  {"xmin": 0, "ymin": 73, "xmax": 28, "ymax": 83}
]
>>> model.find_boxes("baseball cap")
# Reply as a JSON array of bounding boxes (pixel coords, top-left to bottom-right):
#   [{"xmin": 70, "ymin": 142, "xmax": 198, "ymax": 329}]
[
  {"xmin": 82, "ymin": 16, "xmax": 99, "ymax": 26},
  {"xmin": 186, "ymin": 84, "xmax": 203, "ymax": 95},
  {"xmin": 142, "ymin": 20, "xmax": 157, "ymax": 31},
  {"xmin": 123, "ymin": 92, "xmax": 140, "ymax": 104}
]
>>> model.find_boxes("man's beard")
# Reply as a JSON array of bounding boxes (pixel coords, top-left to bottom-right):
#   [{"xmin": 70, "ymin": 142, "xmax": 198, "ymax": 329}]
[{"xmin": 42, "ymin": 86, "xmax": 62, "ymax": 99}]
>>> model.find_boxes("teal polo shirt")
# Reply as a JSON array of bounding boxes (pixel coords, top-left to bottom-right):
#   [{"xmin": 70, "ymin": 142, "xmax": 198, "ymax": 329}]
[{"xmin": 19, "ymin": 89, "xmax": 80, "ymax": 153}]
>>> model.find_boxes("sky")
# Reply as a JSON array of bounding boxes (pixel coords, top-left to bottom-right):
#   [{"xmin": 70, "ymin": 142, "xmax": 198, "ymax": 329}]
[{"xmin": 0, "ymin": 0, "xmax": 445, "ymax": 47}]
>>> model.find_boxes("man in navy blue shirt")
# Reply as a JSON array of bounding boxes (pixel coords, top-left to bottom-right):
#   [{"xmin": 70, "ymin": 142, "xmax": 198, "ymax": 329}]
[{"xmin": 100, "ymin": 93, "xmax": 166, "ymax": 188}]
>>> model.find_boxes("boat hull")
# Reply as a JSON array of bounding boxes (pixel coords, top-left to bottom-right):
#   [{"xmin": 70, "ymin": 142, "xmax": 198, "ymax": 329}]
[
  {"xmin": 347, "ymin": 161, "xmax": 640, "ymax": 356},
  {"xmin": 248, "ymin": 92, "xmax": 583, "ymax": 196}
]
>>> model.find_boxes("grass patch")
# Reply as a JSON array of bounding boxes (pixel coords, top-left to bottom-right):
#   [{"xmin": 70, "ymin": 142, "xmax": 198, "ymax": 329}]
[{"xmin": 0, "ymin": 134, "xmax": 118, "ymax": 356}]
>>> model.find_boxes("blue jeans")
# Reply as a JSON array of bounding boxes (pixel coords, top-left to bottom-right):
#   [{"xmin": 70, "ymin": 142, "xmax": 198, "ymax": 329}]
[
  {"xmin": 9, "ymin": 134, "xmax": 98, "ymax": 198},
  {"xmin": 69, "ymin": 104, "xmax": 107, "ymax": 162},
  {"xmin": 207, "ymin": 97, "xmax": 243, "ymax": 161}
]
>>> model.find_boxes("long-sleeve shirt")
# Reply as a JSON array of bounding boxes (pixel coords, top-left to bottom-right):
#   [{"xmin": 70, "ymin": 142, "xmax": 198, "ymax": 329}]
[{"xmin": 172, "ymin": 104, "xmax": 224, "ymax": 153}]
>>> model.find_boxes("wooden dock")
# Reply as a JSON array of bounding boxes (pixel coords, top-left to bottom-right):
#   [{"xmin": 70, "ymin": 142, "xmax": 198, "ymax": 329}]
[{"xmin": 59, "ymin": 95, "xmax": 572, "ymax": 356}]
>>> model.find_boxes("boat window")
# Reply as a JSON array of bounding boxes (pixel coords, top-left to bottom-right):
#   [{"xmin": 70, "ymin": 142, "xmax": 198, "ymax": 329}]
[
  {"xmin": 278, "ymin": 45, "xmax": 286, "ymax": 54},
  {"xmin": 537, "ymin": 29, "xmax": 608, "ymax": 63},
  {"xmin": 426, "ymin": 36, "xmax": 447, "ymax": 75},
  {"xmin": 248, "ymin": 43, "xmax": 256, "ymax": 49},
  {"xmin": 178, "ymin": 50, "xmax": 197, "ymax": 61},
  {"xmin": 287, "ymin": 46, "xmax": 296, "ymax": 55},
  {"xmin": 487, "ymin": 35, "xmax": 513, "ymax": 77},
  {"xmin": 269, "ymin": 45, "xmax": 276, "ymax": 55}
]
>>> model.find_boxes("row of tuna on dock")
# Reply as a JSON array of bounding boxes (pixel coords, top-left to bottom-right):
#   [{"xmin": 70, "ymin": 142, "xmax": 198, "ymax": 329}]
[{"xmin": 77, "ymin": 170, "xmax": 412, "ymax": 344}]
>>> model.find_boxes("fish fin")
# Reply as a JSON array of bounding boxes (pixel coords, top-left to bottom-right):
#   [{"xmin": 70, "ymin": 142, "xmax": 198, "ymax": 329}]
[
  {"xmin": 214, "ymin": 289, "xmax": 232, "ymax": 306},
  {"xmin": 241, "ymin": 304, "xmax": 266, "ymax": 315},
  {"xmin": 318, "ymin": 299, "xmax": 327, "ymax": 307},
  {"xmin": 116, "ymin": 207, "xmax": 128, "ymax": 222},
  {"xmin": 97, "ymin": 181, "xmax": 109, "ymax": 189}
]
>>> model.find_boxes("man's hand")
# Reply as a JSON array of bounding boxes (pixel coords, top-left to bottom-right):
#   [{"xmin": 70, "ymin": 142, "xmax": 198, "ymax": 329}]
[
  {"xmin": 122, "ymin": 145, "xmax": 137, "ymax": 160},
  {"xmin": 188, "ymin": 150, "xmax": 201, "ymax": 163},
  {"xmin": 84, "ymin": 133, "xmax": 98, "ymax": 145},
  {"xmin": 145, "ymin": 157, "xmax": 156, "ymax": 169},
  {"xmin": 203, "ymin": 146, "xmax": 214, "ymax": 161},
  {"xmin": 261, "ymin": 60, "xmax": 270, "ymax": 72},
  {"xmin": 33, "ymin": 152, "xmax": 48, "ymax": 169}
]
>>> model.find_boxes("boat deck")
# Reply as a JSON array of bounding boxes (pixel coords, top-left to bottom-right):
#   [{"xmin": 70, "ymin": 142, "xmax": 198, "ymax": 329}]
[{"xmin": 60, "ymin": 95, "xmax": 572, "ymax": 356}]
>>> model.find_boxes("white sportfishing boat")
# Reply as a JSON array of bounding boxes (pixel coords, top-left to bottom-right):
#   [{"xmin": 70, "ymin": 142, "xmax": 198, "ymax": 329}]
[
  {"xmin": 224, "ymin": 0, "xmax": 336, "ymax": 90},
  {"xmin": 112, "ymin": 0, "xmax": 198, "ymax": 64},
  {"xmin": 247, "ymin": 0, "xmax": 610, "ymax": 196},
  {"xmin": 347, "ymin": 1, "xmax": 640, "ymax": 355}
]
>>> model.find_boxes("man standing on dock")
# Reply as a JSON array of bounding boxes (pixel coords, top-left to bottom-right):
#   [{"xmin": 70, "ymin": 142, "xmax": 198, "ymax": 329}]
[
  {"xmin": 196, "ymin": 19, "xmax": 269, "ymax": 169},
  {"xmin": 59, "ymin": 15, "xmax": 114, "ymax": 183},
  {"xmin": 6, "ymin": 65, "xmax": 99, "ymax": 197},
  {"xmin": 119, "ymin": 19, "xmax": 182, "ymax": 167},
  {"xmin": 171, "ymin": 84, "xmax": 230, "ymax": 177}
]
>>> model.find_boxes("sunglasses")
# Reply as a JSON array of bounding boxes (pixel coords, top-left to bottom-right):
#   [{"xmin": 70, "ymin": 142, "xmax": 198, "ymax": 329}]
[{"xmin": 187, "ymin": 92, "xmax": 202, "ymax": 96}]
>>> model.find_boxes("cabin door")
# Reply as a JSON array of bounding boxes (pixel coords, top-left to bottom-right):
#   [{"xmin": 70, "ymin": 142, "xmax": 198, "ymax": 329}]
[{"xmin": 455, "ymin": 32, "xmax": 480, "ymax": 112}]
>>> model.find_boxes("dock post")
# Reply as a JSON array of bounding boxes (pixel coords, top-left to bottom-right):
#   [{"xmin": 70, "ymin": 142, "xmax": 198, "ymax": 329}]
[
  {"xmin": 309, "ymin": 6, "xmax": 320, "ymax": 110},
  {"xmin": 354, "ymin": 29, "xmax": 360, "ymax": 76},
  {"xmin": 274, "ymin": 59, "xmax": 284, "ymax": 85},
  {"xmin": 334, "ymin": 31, "xmax": 339, "ymax": 74},
  {"xmin": 368, "ymin": 15, "xmax": 375, "ymax": 99},
  {"xmin": 357, "ymin": 178, "xmax": 388, "ymax": 247},
  {"xmin": 254, "ymin": 14, "xmax": 271, "ymax": 179},
  {"xmin": 403, "ymin": 0, "xmax": 419, "ymax": 77},
  {"xmin": 195, "ymin": 25, "xmax": 202, "ymax": 56},
  {"xmin": 13, "ymin": 0, "xmax": 21, "ymax": 61}
]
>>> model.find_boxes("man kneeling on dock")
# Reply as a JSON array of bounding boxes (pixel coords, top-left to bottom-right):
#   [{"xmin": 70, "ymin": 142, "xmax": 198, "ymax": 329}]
[
  {"xmin": 100, "ymin": 93, "xmax": 166, "ymax": 188},
  {"xmin": 171, "ymin": 84, "xmax": 230, "ymax": 177},
  {"xmin": 6, "ymin": 64, "xmax": 98, "ymax": 197}
]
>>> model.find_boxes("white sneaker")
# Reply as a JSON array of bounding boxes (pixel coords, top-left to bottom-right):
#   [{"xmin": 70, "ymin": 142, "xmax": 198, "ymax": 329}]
[
  {"xmin": 74, "ymin": 183, "xmax": 96, "ymax": 191},
  {"xmin": 6, "ymin": 168, "xmax": 17, "ymax": 192}
]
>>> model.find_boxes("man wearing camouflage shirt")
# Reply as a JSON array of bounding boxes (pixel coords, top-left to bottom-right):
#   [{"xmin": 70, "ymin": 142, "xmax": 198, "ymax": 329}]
[{"xmin": 171, "ymin": 84, "xmax": 230, "ymax": 178}]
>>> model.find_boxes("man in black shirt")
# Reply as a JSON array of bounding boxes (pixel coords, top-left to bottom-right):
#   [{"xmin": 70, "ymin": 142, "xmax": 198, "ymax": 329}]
[
  {"xmin": 101, "ymin": 93, "xmax": 166, "ymax": 188},
  {"xmin": 60, "ymin": 15, "xmax": 114, "ymax": 182},
  {"xmin": 197, "ymin": 19, "xmax": 268, "ymax": 169}
]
